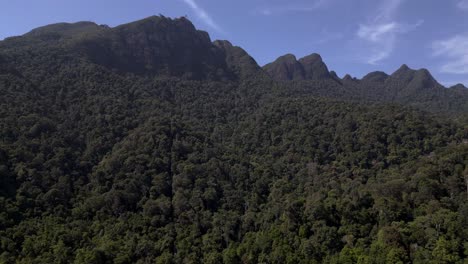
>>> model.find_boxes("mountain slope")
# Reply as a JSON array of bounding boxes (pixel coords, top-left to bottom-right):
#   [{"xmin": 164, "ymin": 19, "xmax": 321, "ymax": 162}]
[
  {"xmin": 0, "ymin": 16, "xmax": 260, "ymax": 81},
  {"xmin": 263, "ymin": 54, "xmax": 306, "ymax": 81},
  {"xmin": 263, "ymin": 53, "xmax": 333, "ymax": 81},
  {"xmin": 262, "ymin": 51, "xmax": 468, "ymax": 113},
  {"xmin": 0, "ymin": 16, "xmax": 467, "ymax": 264}
]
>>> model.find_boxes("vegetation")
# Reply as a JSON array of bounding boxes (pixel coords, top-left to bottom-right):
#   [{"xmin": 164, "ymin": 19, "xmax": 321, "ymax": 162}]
[{"xmin": 0, "ymin": 16, "xmax": 467, "ymax": 263}]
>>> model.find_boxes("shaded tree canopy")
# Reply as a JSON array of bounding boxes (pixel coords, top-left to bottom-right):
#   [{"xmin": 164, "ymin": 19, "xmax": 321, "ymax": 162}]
[{"xmin": 0, "ymin": 16, "xmax": 467, "ymax": 263}]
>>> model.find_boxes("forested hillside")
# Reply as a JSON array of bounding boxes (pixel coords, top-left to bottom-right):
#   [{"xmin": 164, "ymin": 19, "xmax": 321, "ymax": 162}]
[
  {"xmin": 263, "ymin": 55, "xmax": 468, "ymax": 115},
  {"xmin": 0, "ymin": 16, "xmax": 468, "ymax": 264}
]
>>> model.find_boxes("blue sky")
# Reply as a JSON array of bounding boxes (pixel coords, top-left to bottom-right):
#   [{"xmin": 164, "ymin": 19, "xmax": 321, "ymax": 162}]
[{"xmin": 1, "ymin": 0, "xmax": 468, "ymax": 86}]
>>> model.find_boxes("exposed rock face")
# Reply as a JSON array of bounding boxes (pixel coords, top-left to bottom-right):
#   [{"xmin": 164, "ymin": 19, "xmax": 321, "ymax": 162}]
[
  {"xmin": 343, "ymin": 74, "xmax": 359, "ymax": 82},
  {"xmin": 77, "ymin": 16, "xmax": 230, "ymax": 79},
  {"xmin": 387, "ymin": 64, "xmax": 441, "ymax": 95},
  {"xmin": 298, "ymin": 53, "xmax": 332, "ymax": 80},
  {"xmin": 362, "ymin": 71, "xmax": 389, "ymax": 83},
  {"xmin": 263, "ymin": 54, "xmax": 306, "ymax": 81},
  {"xmin": 450, "ymin": 84, "xmax": 467, "ymax": 90},
  {"xmin": 24, "ymin": 21, "xmax": 105, "ymax": 38},
  {"xmin": 263, "ymin": 53, "xmax": 332, "ymax": 81},
  {"xmin": 1, "ymin": 15, "xmax": 466, "ymax": 106},
  {"xmin": 12, "ymin": 16, "xmax": 260, "ymax": 81},
  {"xmin": 213, "ymin": 40, "xmax": 261, "ymax": 79}
]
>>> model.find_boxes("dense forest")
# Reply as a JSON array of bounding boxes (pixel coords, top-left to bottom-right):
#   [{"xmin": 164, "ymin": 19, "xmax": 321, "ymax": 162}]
[{"xmin": 0, "ymin": 16, "xmax": 468, "ymax": 263}]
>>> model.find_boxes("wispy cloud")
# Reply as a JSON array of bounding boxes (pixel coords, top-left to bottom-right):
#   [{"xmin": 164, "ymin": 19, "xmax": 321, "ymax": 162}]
[
  {"xmin": 458, "ymin": 0, "xmax": 468, "ymax": 10},
  {"xmin": 256, "ymin": 0, "xmax": 330, "ymax": 16},
  {"xmin": 374, "ymin": 0, "xmax": 404, "ymax": 21},
  {"xmin": 311, "ymin": 29, "xmax": 344, "ymax": 45},
  {"xmin": 432, "ymin": 34, "xmax": 468, "ymax": 74},
  {"xmin": 181, "ymin": 0, "xmax": 224, "ymax": 33},
  {"xmin": 358, "ymin": 23, "xmax": 398, "ymax": 42},
  {"xmin": 356, "ymin": 0, "xmax": 422, "ymax": 65}
]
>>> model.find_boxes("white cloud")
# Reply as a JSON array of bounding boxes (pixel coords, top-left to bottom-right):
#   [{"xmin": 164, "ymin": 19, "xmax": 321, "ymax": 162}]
[
  {"xmin": 256, "ymin": 0, "xmax": 329, "ymax": 16},
  {"xmin": 458, "ymin": 0, "xmax": 468, "ymax": 10},
  {"xmin": 433, "ymin": 34, "xmax": 468, "ymax": 74},
  {"xmin": 356, "ymin": 0, "xmax": 422, "ymax": 65},
  {"xmin": 374, "ymin": 0, "xmax": 404, "ymax": 21},
  {"xmin": 311, "ymin": 30, "xmax": 344, "ymax": 45},
  {"xmin": 181, "ymin": 0, "xmax": 224, "ymax": 33},
  {"xmin": 367, "ymin": 50, "xmax": 393, "ymax": 65},
  {"xmin": 358, "ymin": 23, "xmax": 398, "ymax": 42},
  {"xmin": 358, "ymin": 20, "xmax": 422, "ymax": 43}
]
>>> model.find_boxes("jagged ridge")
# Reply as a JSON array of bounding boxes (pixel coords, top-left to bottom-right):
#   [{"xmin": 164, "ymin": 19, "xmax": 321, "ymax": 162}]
[{"xmin": 0, "ymin": 15, "xmax": 467, "ymax": 112}]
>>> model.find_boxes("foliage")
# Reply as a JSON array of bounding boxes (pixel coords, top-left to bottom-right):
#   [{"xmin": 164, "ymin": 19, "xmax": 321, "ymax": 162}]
[{"xmin": 0, "ymin": 15, "xmax": 468, "ymax": 263}]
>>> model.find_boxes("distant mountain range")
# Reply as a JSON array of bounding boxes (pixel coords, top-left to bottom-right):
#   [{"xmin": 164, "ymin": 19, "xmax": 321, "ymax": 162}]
[
  {"xmin": 262, "ymin": 47, "xmax": 468, "ymax": 113},
  {"xmin": 2, "ymin": 16, "xmax": 465, "ymax": 114}
]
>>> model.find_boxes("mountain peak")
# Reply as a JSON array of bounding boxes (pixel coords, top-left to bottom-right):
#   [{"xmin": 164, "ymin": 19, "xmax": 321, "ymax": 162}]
[
  {"xmin": 279, "ymin": 53, "xmax": 298, "ymax": 62},
  {"xmin": 298, "ymin": 53, "xmax": 323, "ymax": 63},
  {"xmin": 392, "ymin": 64, "xmax": 414, "ymax": 77},
  {"xmin": 114, "ymin": 16, "xmax": 204, "ymax": 41},
  {"xmin": 263, "ymin": 54, "xmax": 305, "ymax": 81},
  {"xmin": 343, "ymin": 74, "xmax": 353, "ymax": 81},
  {"xmin": 399, "ymin": 64, "xmax": 410, "ymax": 71},
  {"xmin": 24, "ymin": 21, "xmax": 103, "ymax": 39},
  {"xmin": 213, "ymin": 40, "xmax": 261, "ymax": 79},
  {"xmin": 330, "ymin": 70, "xmax": 339, "ymax": 79},
  {"xmin": 3, "ymin": 16, "xmax": 454, "ymax": 91},
  {"xmin": 298, "ymin": 53, "xmax": 331, "ymax": 80},
  {"xmin": 362, "ymin": 71, "xmax": 389, "ymax": 83},
  {"xmin": 414, "ymin": 68, "xmax": 436, "ymax": 81},
  {"xmin": 213, "ymin": 40, "xmax": 233, "ymax": 48},
  {"xmin": 388, "ymin": 64, "xmax": 440, "ymax": 92},
  {"xmin": 9, "ymin": 16, "xmax": 261, "ymax": 81},
  {"xmin": 263, "ymin": 52, "xmax": 334, "ymax": 81},
  {"xmin": 117, "ymin": 15, "xmax": 195, "ymax": 29},
  {"xmin": 450, "ymin": 83, "xmax": 467, "ymax": 90}
]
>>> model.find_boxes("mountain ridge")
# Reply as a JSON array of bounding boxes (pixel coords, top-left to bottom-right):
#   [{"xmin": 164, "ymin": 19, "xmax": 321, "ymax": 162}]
[
  {"xmin": 0, "ymin": 15, "xmax": 467, "ymax": 114},
  {"xmin": 2, "ymin": 15, "xmax": 466, "ymax": 89},
  {"xmin": 263, "ymin": 53, "xmax": 333, "ymax": 81},
  {"xmin": 2, "ymin": 16, "xmax": 260, "ymax": 81}
]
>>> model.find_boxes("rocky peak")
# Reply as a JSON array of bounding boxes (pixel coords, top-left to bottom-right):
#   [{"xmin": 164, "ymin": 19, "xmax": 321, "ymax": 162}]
[
  {"xmin": 25, "ymin": 21, "xmax": 104, "ymax": 39},
  {"xmin": 362, "ymin": 71, "xmax": 389, "ymax": 83},
  {"xmin": 213, "ymin": 40, "xmax": 260, "ymax": 79},
  {"xmin": 342, "ymin": 74, "xmax": 359, "ymax": 83},
  {"xmin": 17, "ymin": 15, "xmax": 255, "ymax": 81},
  {"xmin": 263, "ymin": 52, "xmax": 334, "ymax": 81},
  {"xmin": 450, "ymin": 83, "xmax": 467, "ymax": 90},
  {"xmin": 330, "ymin": 71, "xmax": 339, "ymax": 79},
  {"xmin": 397, "ymin": 64, "xmax": 410, "ymax": 72},
  {"xmin": 390, "ymin": 64, "xmax": 415, "ymax": 81},
  {"xmin": 263, "ymin": 54, "xmax": 306, "ymax": 81},
  {"xmin": 298, "ymin": 53, "xmax": 331, "ymax": 80},
  {"xmin": 388, "ymin": 64, "xmax": 440, "ymax": 91}
]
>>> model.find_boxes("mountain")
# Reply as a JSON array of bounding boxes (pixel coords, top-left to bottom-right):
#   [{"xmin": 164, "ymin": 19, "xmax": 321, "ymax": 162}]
[
  {"xmin": 0, "ymin": 16, "xmax": 467, "ymax": 264},
  {"xmin": 1, "ymin": 16, "xmax": 260, "ymax": 81},
  {"xmin": 263, "ymin": 53, "xmax": 333, "ymax": 81},
  {"xmin": 213, "ymin": 40, "xmax": 261, "ymax": 79},
  {"xmin": 451, "ymin": 83, "xmax": 468, "ymax": 90},
  {"xmin": 1, "ymin": 15, "xmax": 466, "ymax": 113},
  {"xmin": 387, "ymin": 64, "xmax": 440, "ymax": 91},
  {"xmin": 262, "ymin": 52, "xmax": 468, "ymax": 113},
  {"xmin": 361, "ymin": 71, "xmax": 389, "ymax": 83},
  {"xmin": 298, "ymin": 53, "xmax": 332, "ymax": 80},
  {"xmin": 262, "ymin": 54, "xmax": 306, "ymax": 80}
]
